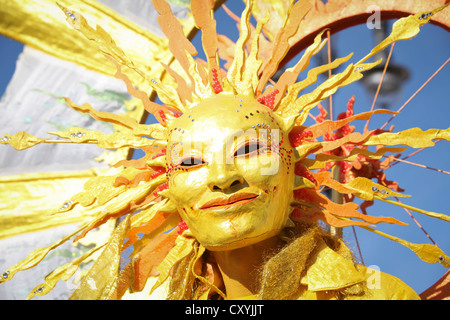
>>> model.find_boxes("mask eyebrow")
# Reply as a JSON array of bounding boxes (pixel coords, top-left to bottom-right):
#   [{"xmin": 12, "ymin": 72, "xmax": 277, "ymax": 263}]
[
  {"xmin": 226, "ymin": 127, "xmax": 274, "ymax": 158},
  {"xmin": 228, "ymin": 125, "xmax": 273, "ymax": 144}
]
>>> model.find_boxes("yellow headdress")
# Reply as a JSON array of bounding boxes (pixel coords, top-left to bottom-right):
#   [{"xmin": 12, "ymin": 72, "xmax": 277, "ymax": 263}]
[{"xmin": 1, "ymin": 0, "xmax": 449, "ymax": 299}]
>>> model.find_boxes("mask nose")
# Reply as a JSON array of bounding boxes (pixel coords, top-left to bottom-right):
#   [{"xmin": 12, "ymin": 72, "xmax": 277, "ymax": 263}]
[{"xmin": 207, "ymin": 164, "xmax": 244, "ymax": 192}]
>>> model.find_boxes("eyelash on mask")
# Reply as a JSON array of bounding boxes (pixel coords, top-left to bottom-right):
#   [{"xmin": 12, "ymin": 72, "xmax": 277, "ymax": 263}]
[{"xmin": 179, "ymin": 156, "xmax": 206, "ymax": 167}]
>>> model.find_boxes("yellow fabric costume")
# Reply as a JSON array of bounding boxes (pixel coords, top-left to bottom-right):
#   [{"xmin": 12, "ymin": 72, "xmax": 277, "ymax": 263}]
[
  {"xmin": 297, "ymin": 241, "xmax": 420, "ymax": 300},
  {"xmin": 0, "ymin": 0, "xmax": 449, "ymax": 300}
]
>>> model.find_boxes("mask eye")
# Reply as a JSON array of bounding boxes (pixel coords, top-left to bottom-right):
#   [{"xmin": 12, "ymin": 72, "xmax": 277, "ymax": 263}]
[
  {"xmin": 180, "ymin": 156, "xmax": 206, "ymax": 167},
  {"xmin": 234, "ymin": 141, "xmax": 262, "ymax": 157}
]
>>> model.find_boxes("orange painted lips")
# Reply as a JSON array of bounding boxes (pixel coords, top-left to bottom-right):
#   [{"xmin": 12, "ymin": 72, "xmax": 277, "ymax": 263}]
[{"xmin": 200, "ymin": 193, "xmax": 259, "ymax": 211}]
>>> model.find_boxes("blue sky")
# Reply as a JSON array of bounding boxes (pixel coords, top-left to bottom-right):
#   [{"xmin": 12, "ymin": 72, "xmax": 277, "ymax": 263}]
[
  {"xmin": 0, "ymin": 2, "xmax": 449, "ymax": 296},
  {"xmin": 0, "ymin": 36, "xmax": 23, "ymax": 98},
  {"xmin": 206, "ymin": 3, "xmax": 450, "ymax": 296}
]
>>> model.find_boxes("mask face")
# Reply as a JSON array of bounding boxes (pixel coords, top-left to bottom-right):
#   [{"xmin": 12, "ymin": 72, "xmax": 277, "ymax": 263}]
[{"xmin": 166, "ymin": 93, "xmax": 295, "ymax": 250}]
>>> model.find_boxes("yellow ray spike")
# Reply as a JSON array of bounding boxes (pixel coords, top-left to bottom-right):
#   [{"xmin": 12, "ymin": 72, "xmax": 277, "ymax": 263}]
[
  {"xmin": 358, "ymin": 3, "xmax": 450, "ymax": 65},
  {"xmin": 284, "ymin": 59, "xmax": 381, "ymax": 129},
  {"xmin": 72, "ymin": 171, "xmax": 166, "ymax": 210},
  {"xmin": 376, "ymin": 197, "xmax": 450, "ymax": 223},
  {"xmin": 105, "ymin": 55, "xmax": 182, "ymax": 122},
  {"xmin": 186, "ymin": 53, "xmax": 214, "ymax": 102},
  {"xmin": 128, "ymin": 199, "xmax": 173, "ymax": 233},
  {"xmin": 309, "ymin": 147, "xmax": 407, "ymax": 170},
  {"xmin": 26, "ymin": 244, "xmax": 106, "ymax": 299},
  {"xmin": 272, "ymin": 28, "xmax": 328, "ymax": 110},
  {"xmin": 153, "ymin": 0, "xmax": 197, "ymax": 80},
  {"xmin": 0, "ymin": 220, "xmax": 91, "ymax": 284},
  {"xmin": 145, "ymin": 155, "xmax": 166, "ymax": 168},
  {"xmin": 127, "ymin": 212, "xmax": 180, "ymax": 257},
  {"xmin": 294, "ymin": 142, "xmax": 321, "ymax": 161},
  {"xmin": 361, "ymin": 225, "xmax": 450, "ymax": 268},
  {"xmin": 63, "ymin": 97, "xmax": 168, "ymax": 139},
  {"xmin": 307, "ymin": 109, "xmax": 397, "ymax": 138},
  {"xmin": 150, "ymin": 233, "xmax": 196, "ymax": 294},
  {"xmin": 57, "ymin": 3, "xmax": 145, "ymax": 79},
  {"xmin": 161, "ymin": 61, "xmax": 194, "ymax": 106},
  {"xmin": 59, "ymin": 5, "xmax": 184, "ymax": 122},
  {"xmin": 241, "ymin": 11, "xmax": 270, "ymax": 95},
  {"xmin": 343, "ymin": 177, "xmax": 410, "ymax": 201},
  {"xmin": 294, "ymin": 176, "xmax": 316, "ymax": 190},
  {"xmin": 256, "ymin": 0, "xmax": 313, "ymax": 95},
  {"xmin": 276, "ymin": 53, "xmax": 353, "ymax": 119},
  {"xmin": 0, "ymin": 128, "xmax": 164, "ymax": 152},
  {"xmin": 0, "ymin": 131, "xmax": 47, "ymax": 151},
  {"xmin": 123, "ymin": 199, "xmax": 178, "ymax": 251},
  {"xmin": 48, "ymin": 127, "xmax": 165, "ymax": 149},
  {"xmin": 365, "ymin": 127, "xmax": 450, "ymax": 149},
  {"xmin": 191, "ymin": 0, "xmax": 220, "ymax": 75}
]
